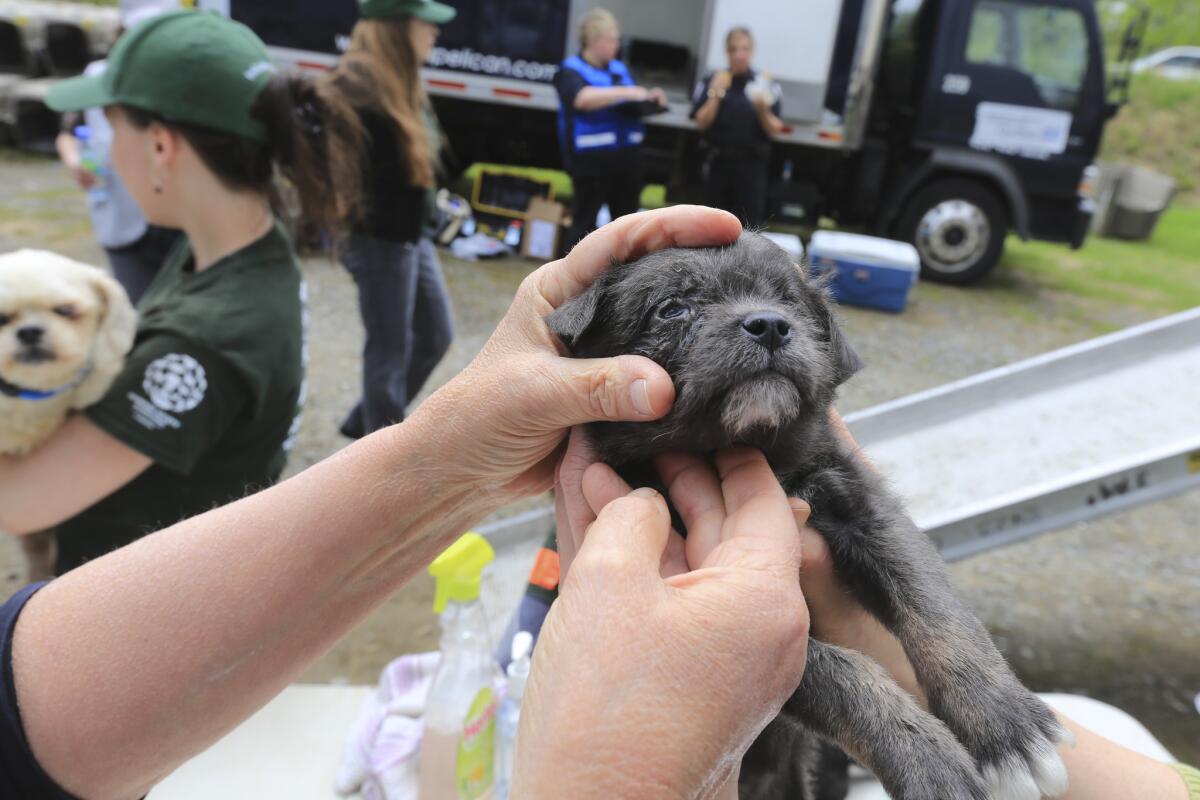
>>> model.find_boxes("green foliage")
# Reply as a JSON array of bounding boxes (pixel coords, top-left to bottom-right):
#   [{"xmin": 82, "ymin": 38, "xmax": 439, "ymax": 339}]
[
  {"xmin": 1098, "ymin": 0, "xmax": 1200, "ymax": 61},
  {"xmin": 1002, "ymin": 206, "xmax": 1200, "ymax": 312},
  {"xmin": 1100, "ymin": 73, "xmax": 1200, "ymax": 201}
]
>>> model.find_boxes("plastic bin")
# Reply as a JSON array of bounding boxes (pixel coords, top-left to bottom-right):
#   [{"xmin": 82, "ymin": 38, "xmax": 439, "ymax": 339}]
[
  {"xmin": 808, "ymin": 231, "xmax": 920, "ymax": 313},
  {"xmin": 1092, "ymin": 164, "xmax": 1176, "ymax": 241}
]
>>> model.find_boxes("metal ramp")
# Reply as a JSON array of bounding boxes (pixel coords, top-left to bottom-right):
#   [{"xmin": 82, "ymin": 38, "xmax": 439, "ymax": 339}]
[
  {"xmin": 478, "ymin": 307, "xmax": 1200, "ymax": 580},
  {"xmin": 846, "ymin": 306, "xmax": 1200, "ymax": 561}
]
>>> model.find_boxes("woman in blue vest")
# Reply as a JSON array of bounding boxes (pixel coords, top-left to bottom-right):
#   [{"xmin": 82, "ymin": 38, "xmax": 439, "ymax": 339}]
[{"xmin": 554, "ymin": 9, "xmax": 665, "ymax": 252}]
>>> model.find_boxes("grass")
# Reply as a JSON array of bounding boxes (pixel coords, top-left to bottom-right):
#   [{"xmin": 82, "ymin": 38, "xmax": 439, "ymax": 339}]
[
  {"xmin": 1001, "ymin": 206, "xmax": 1200, "ymax": 313},
  {"xmin": 1100, "ymin": 74, "xmax": 1200, "ymax": 203}
]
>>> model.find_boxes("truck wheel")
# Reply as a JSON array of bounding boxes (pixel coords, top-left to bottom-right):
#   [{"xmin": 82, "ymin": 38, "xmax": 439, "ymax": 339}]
[{"xmin": 896, "ymin": 179, "xmax": 1008, "ymax": 285}]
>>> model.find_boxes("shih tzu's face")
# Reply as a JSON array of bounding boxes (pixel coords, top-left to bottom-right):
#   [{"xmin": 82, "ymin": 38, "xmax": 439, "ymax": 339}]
[
  {"xmin": 548, "ymin": 232, "xmax": 861, "ymax": 465},
  {"xmin": 0, "ymin": 250, "xmax": 129, "ymax": 391}
]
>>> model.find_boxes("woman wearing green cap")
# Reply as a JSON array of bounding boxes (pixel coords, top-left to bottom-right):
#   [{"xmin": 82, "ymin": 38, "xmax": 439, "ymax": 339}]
[
  {"xmin": 0, "ymin": 9, "xmax": 366, "ymax": 575},
  {"xmin": 328, "ymin": 0, "xmax": 459, "ymax": 440}
]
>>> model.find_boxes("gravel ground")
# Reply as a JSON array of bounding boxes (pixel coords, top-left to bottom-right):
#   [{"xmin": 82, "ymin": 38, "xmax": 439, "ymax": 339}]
[{"xmin": 2, "ymin": 154, "xmax": 1197, "ymax": 765}]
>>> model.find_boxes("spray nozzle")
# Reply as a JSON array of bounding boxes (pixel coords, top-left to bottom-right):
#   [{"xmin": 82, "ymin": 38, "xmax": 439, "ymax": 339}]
[
  {"xmin": 428, "ymin": 532, "xmax": 494, "ymax": 614},
  {"xmin": 506, "ymin": 631, "xmax": 533, "ymax": 699}
]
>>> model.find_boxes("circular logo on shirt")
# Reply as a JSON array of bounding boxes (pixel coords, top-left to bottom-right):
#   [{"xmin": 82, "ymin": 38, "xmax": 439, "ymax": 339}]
[{"xmin": 142, "ymin": 353, "xmax": 208, "ymax": 413}]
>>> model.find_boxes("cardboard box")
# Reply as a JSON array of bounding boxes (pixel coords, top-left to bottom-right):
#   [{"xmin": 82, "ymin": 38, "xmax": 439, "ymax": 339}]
[
  {"xmin": 808, "ymin": 231, "xmax": 919, "ymax": 313},
  {"xmin": 521, "ymin": 197, "xmax": 566, "ymax": 260}
]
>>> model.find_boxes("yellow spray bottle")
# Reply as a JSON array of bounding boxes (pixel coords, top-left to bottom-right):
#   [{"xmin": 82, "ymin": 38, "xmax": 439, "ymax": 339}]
[{"xmin": 419, "ymin": 533, "xmax": 502, "ymax": 800}]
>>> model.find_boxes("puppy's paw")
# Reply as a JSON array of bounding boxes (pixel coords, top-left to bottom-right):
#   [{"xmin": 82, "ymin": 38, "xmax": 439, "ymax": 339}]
[
  {"xmin": 962, "ymin": 690, "xmax": 1072, "ymax": 800},
  {"xmin": 874, "ymin": 712, "xmax": 990, "ymax": 800},
  {"xmin": 980, "ymin": 712, "xmax": 1072, "ymax": 800}
]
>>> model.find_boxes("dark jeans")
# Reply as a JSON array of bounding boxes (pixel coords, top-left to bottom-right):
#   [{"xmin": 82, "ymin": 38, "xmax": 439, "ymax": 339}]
[
  {"xmin": 340, "ymin": 235, "xmax": 454, "ymax": 437},
  {"xmin": 705, "ymin": 154, "xmax": 769, "ymax": 228},
  {"xmin": 565, "ymin": 166, "xmax": 643, "ymax": 253},
  {"xmin": 104, "ymin": 225, "xmax": 180, "ymax": 304}
]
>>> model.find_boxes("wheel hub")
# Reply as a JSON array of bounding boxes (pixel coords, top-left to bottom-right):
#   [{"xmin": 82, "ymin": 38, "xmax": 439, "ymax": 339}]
[{"xmin": 916, "ymin": 200, "xmax": 991, "ymax": 274}]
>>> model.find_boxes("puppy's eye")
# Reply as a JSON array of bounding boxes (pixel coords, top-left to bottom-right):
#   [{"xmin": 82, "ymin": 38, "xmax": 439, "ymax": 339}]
[
  {"xmin": 0, "ymin": 313, "xmax": 10, "ymax": 327},
  {"xmin": 52, "ymin": 305, "xmax": 78, "ymax": 319},
  {"xmin": 656, "ymin": 300, "xmax": 691, "ymax": 321}
]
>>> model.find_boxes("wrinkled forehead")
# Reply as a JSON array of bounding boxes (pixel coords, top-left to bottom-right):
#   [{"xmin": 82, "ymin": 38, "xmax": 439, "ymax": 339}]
[{"xmin": 615, "ymin": 238, "xmax": 804, "ymax": 307}]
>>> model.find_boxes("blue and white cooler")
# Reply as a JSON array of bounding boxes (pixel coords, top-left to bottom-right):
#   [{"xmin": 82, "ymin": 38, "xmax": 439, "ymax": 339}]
[{"xmin": 807, "ymin": 231, "xmax": 920, "ymax": 313}]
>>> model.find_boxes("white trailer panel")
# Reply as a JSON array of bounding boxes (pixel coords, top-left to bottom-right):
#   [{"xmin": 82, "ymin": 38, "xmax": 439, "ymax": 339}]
[{"xmin": 705, "ymin": 0, "xmax": 844, "ymax": 121}]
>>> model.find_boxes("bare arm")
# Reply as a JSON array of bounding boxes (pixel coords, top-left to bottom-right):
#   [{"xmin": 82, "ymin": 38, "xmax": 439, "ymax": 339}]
[
  {"xmin": 692, "ymin": 94, "xmax": 722, "ymax": 130},
  {"xmin": 14, "ymin": 422, "xmax": 489, "ymax": 800},
  {"xmin": 10, "ymin": 206, "xmax": 743, "ymax": 800},
  {"xmin": 55, "ymin": 130, "xmax": 80, "ymax": 168},
  {"xmin": 692, "ymin": 72, "xmax": 731, "ymax": 131},
  {"xmin": 575, "ymin": 84, "xmax": 647, "ymax": 111},
  {"xmin": 0, "ymin": 414, "xmax": 152, "ymax": 534},
  {"xmin": 55, "ymin": 130, "xmax": 97, "ymax": 190},
  {"xmin": 754, "ymin": 97, "xmax": 786, "ymax": 137},
  {"xmin": 1056, "ymin": 715, "xmax": 1189, "ymax": 800}
]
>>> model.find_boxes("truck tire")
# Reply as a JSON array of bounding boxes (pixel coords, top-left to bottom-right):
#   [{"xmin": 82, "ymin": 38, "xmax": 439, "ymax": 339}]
[{"xmin": 896, "ymin": 178, "xmax": 1008, "ymax": 285}]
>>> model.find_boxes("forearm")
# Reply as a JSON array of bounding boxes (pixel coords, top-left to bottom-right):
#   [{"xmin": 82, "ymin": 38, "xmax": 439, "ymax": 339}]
[
  {"xmin": 756, "ymin": 106, "xmax": 784, "ymax": 137},
  {"xmin": 12, "ymin": 416, "xmax": 494, "ymax": 800},
  {"xmin": 575, "ymin": 85, "xmax": 640, "ymax": 111},
  {"xmin": 0, "ymin": 416, "xmax": 151, "ymax": 534},
  {"xmin": 693, "ymin": 96, "xmax": 720, "ymax": 130},
  {"xmin": 55, "ymin": 131, "xmax": 80, "ymax": 167},
  {"xmin": 1056, "ymin": 714, "xmax": 1190, "ymax": 800}
]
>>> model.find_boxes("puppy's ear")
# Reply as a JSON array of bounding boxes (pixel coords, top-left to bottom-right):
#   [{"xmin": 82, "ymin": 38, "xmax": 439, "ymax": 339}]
[
  {"xmin": 826, "ymin": 313, "xmax": 865, "ymax": 386},
  {"xmin": 802, "ymin": 271, "xmax": 865, "ymax": 386},
  {"xmin": 546, "ymin": 280, "xmax": 603, "ymax": 352},
  {"xmin": 72, "ymin": 271, "xmax": 138, "ymax": 409}
]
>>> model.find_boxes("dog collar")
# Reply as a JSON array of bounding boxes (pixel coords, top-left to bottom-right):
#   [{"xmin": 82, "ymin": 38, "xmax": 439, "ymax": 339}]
[{"xmin": 0, "ymin": 366, "xmax": 92, "ymax": 401}]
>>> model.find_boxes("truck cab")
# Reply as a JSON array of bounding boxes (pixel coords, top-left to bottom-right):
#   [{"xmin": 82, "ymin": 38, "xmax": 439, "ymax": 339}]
[{"xmin": 855, "ymin": 0, "xmax": 1110, "ymax": 283}]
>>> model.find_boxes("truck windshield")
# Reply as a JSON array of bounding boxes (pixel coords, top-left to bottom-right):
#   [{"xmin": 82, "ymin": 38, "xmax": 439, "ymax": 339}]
[{"xmin": 965, "ymin": 1, "xmax": 1088, "ymax": 112}]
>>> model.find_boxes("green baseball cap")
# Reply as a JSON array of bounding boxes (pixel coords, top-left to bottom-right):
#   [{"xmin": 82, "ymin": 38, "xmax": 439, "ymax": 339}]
[
  {"xmin": 46, "ymin": 10, "xmax": 278, "ymax": 144},
  {"xmin": 358, "ymin": 0, "xmax": 458, "ymax": 23}
]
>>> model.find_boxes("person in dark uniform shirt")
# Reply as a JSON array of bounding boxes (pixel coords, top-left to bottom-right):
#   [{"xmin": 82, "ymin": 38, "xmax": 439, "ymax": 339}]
[
  {"xmin": 555, "ymin": 8, "xmax": 665, "ymax": 252},
  {"xmin": 1, "ymin": 10, "xmax": 367, "ymax": 575},
  {"xmin": 690, "ymin": 27, "xmax": 785, "ymax": 227}
]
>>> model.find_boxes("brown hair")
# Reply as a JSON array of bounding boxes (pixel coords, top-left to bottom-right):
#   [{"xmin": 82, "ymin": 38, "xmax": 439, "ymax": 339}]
[
  {"xmin": 327, "ymin": 18, "xmax": 436, "ymax": 188},
  {"xmin": 122, "ymin": 73, "xmax": 366, "ymax": 237},
  {"xmin": 726, "ymin": 26, "xmax": 753, "ymax": 50}
]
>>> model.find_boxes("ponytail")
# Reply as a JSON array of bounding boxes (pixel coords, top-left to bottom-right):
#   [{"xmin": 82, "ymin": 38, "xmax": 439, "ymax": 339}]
[
  {"xmin": 121, "ymin": 72, "xmax": 365, "ymax": 240},
  {"xmin": 252, "ymin": 73, "xmax": 366, "ymax": 235}
]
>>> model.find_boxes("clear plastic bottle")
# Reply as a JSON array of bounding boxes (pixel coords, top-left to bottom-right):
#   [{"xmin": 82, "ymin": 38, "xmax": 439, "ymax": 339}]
[
  {"xmin": 419, "ymin": 533, "xmax": 502, "ymax": 800},
  {"xmin": 493, "ymin": 631, "xmax": 532, "ymax": 800},
  {"xmin": 74, "ymin": 124, "xmax": 109, "ymax": 203},
  {"xmin": 503, "ymin": 220, "xmax": 523, "ymax": 247}
]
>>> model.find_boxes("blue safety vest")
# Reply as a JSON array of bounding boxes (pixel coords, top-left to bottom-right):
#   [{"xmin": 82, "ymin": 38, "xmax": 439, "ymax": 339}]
[{"xmin": 557, "ymin": 55, "xmax": 645, "ymax": 159}]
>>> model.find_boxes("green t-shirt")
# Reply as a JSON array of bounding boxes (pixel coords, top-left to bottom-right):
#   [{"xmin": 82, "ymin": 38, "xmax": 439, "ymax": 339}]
[{"xmin": 55, "ymin": 222, "xmax": 306, "ymax": 574}]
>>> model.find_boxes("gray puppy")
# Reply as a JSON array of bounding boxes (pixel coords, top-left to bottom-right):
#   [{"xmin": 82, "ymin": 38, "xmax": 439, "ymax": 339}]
[{"xmin": 548, "ymin": 232, "xmax": 1071, "ymax": 800}]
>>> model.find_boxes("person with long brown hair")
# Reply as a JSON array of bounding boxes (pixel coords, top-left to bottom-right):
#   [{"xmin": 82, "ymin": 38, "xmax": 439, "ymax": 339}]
[
  {"xmin": 1, "ymin": 9, "xmax": 366, "ymax": 574},
  {"xmin": 327, "ymin": 0, "xmax": 457, "ymax": 440}
]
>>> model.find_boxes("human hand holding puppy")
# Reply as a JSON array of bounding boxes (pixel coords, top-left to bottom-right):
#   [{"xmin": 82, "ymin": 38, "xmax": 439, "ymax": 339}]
[
  {"xmin": 516, "ymin": 448, "xmax": 811, "ymax": 798},
  {"xmin": 407, "ymin": 205, "xmax": 741, "ymax": 503}
]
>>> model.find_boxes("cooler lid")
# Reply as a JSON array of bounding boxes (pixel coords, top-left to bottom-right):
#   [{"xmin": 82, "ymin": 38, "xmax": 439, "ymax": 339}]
[{"xmin": 809, "ymin": 231, "xmax": 919, "ymax": 271}]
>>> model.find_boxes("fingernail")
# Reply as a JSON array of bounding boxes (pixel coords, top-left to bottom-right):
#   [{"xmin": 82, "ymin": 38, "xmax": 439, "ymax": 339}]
[
  {"xmin": 631, "ymin": 379, "xmax": 652, "ymax": 416},
  {"xmin": 630, "ymin": 487, "xmax": 659, "ymax": 500}
]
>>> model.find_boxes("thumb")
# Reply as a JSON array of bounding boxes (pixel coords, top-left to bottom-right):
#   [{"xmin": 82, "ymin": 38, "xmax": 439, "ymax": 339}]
[
  {"xmin": 546, "ymin": 354, "xmax": 674, "ymax": 428},
  {"xmin": 573, "ymin": 488, "xmax": 671, "ymax": 584}
]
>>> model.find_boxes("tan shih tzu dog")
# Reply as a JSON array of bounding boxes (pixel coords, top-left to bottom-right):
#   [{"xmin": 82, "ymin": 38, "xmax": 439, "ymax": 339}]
[{"xmin": 0, "ymin": 250, "xmax": 137, "ymax": 579}]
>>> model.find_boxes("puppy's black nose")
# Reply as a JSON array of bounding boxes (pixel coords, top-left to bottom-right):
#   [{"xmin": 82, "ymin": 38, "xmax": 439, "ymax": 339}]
[
  {"xmin": 741, "ymin": 313, "xmax": 792, "ymax": 352},
  {"xmin": 16, "ymin": 326, "xmax": 44, "ymax": 346}
]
